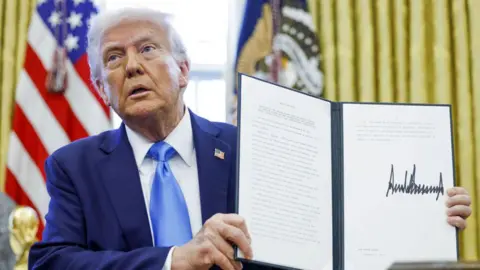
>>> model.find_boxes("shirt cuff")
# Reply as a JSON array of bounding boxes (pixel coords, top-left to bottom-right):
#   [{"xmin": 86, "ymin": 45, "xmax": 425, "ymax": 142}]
[{"xmin": 162, "ymin": 246, "xmax": 176, "ymax": 270}]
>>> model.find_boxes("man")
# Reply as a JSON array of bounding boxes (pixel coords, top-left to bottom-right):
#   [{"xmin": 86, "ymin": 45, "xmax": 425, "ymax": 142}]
[{"xmin": 28, "ymin": 7, "xmax": 472, "ymax": 270}]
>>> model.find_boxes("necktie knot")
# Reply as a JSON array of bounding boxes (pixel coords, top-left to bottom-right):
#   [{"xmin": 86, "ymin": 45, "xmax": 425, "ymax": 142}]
[{"xmin": 147, "ymin": 141, "xmax": 176, "ymax": 162}]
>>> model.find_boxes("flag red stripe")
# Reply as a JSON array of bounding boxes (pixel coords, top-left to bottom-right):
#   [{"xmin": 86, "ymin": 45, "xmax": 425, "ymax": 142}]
[
  {"xmin": 74, "ymin": 55, "xmax": 110, "ymax": 117},
  {"xmin": 24, "ymin": 44, "xmax": 89, "ymax": 141},
  {"xmin": 5, "ymin": 169, "xmax": 45, "ymax": 240},
  {"xmin": 12, "ymin": 104, "xmax": 48, "ymax": 180}
]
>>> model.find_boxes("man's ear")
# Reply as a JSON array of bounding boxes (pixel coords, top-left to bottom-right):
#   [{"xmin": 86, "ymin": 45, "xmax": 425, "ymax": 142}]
[
  {"xmin": 178, "ymin": 60, "xmax": 189, "ymax": 89},
  {"xmin": 95, "ymin": 80, "xmax": 110, "ymax": 106}
]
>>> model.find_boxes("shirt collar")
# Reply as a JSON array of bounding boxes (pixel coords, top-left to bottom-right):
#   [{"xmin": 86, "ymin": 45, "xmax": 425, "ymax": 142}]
[{"xmin": 125, "ymin": 108, "xmax": 194, "ymax": 168}]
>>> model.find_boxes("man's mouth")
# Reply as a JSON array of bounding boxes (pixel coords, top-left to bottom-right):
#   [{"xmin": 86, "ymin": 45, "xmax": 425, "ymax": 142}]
[{"xmin": 129, "ymin": 87, "xmax": 149, "ymax": 96}]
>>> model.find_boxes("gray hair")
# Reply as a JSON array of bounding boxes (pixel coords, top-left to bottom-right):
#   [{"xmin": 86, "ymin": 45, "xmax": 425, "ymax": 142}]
[{"xmin": 86, "ymin": 7, "xmax": 190, "ymax": 87}]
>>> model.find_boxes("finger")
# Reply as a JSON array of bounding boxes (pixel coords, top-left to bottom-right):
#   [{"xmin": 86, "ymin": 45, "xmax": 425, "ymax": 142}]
[
  {"xmin": 217, "ymin": 222, "xmax": 253, "ymax": 259},
  {"xmin": 445, "ymin": 194, "xmax": 471, "ymax": 207},
  {"xmin": 230, "ymin": 258, "xmax": 243, "ymax": 270},
  {"xmin": 447, "ymin": 216, "xmax": 467, "ymax": 230},
  {"xmin": 221, "ymin": 214, "xmax": 251, "ymax": 242},
  {"xmin": 211, "ymin": 245, "xmax": 241, "ymax": 270},
  {"xmin": 447, "ymin": 187, "xmax": 469, "ymax": 197},
  {"xmin": 204, "ymin": 228, "xmax": 236, "ymax": 259},
  {"xmin": 204, "ymin": 231, "xmax": 244, "ymax": 270},
  {"xmin": 447, "ymin": 205, "xmax": 472, "ymax": 218}
]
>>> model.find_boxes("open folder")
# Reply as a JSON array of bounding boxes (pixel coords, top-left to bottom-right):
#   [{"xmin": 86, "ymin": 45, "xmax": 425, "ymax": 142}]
[{"xmin": 234, "ymin": 73, "xmax": 458, "ymax": 270}]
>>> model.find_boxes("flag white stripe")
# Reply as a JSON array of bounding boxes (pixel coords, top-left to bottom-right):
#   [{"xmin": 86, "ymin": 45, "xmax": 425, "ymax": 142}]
[
  {"xmin": 64, "ymin": 64, "xmax": 111, "ymax": 135},
  {"xmin": 16, "ymin": 70, "xmax": 71, "ymax": 154},
  {"xmin": 7, "ymin": 132, "xmax": 49, "ymax": 222},
  {"xmin": 28, "ymin": 12, "xmax": 57, "ymax": 68},
  {"xmin": 28, "ymin": 12, "xmax": 111, "ymax": 136}
]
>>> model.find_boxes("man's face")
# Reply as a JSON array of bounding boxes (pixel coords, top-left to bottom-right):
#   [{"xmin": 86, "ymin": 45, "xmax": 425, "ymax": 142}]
[{"xmin": 97, "ymin": 20, "xmax": 189, "ymax": 120}]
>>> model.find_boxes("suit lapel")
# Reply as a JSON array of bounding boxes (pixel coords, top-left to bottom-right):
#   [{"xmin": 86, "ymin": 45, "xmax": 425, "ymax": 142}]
[
  {"xmin": 97, "ymin": 125, "xmax": 153, "ymax": 249},
  {"xmin": 96, "ymin": 112, "xmax": 232, "ymax": 246},
  {"xmin": 190, "ymin": 112, "xmax": 231, "ymax": 224}
]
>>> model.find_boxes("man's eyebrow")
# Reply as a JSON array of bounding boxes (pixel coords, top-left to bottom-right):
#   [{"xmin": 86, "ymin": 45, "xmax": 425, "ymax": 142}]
[
  {"xmin": 103, "ymin": 34, "xmax": 158, "ymax": 53},
  {"xmin": 132, "ymin": 37, "xmax": 157, "ymax": 47},
  {"xmin": 102, "ymin": 42, "xmax": 123, "ymax": 55}
]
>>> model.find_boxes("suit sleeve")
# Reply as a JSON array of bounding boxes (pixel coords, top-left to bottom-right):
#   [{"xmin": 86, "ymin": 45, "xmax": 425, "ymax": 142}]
[{"xmin": 28, "ymin": 155, "xmax": 171, "ymax": 270}]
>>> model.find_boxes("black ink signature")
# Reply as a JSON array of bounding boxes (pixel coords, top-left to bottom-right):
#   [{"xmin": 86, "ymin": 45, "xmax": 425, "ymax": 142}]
[{"xmin": 385, "ymin": 164, "xmax": 444, "ymax": 201}]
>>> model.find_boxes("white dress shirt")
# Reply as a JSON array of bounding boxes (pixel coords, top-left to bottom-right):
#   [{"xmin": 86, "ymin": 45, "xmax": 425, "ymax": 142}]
[{"xmin": 125, "ymin": 108, "xmax": 202, "ymax": 269}]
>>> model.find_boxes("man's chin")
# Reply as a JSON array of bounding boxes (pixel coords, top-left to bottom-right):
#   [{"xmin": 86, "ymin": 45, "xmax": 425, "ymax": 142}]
[{"xmin": 124, "ymin": 103, "xmax": 164, "ymax": 120}]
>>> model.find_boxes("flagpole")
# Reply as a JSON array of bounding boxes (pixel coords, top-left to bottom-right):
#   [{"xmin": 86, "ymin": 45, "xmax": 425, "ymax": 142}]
[{"xmin": 46, "ymin": 0, "xmax": 68, "ymax": 94}]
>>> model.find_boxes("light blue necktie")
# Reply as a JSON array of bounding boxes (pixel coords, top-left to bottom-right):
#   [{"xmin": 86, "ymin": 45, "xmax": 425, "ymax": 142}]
[{"xmin": 147, "ymin": 141, "xmax": 192, "ymax": 247}]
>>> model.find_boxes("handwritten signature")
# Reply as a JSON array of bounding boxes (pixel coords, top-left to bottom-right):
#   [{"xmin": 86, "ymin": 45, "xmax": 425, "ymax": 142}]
[{"xmin": 385, "ymin": 164, "xmax": 444, "ymax": 201}]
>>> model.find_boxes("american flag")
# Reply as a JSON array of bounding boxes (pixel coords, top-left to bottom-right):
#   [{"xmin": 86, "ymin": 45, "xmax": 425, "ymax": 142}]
[{"xmin": 4, "ymin": 0, "xmax": 111, "ymax": 240}]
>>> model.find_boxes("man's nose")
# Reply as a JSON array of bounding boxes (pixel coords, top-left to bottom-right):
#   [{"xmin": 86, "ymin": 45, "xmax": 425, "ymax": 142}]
[{"xmin": 125, "ymin": 50, "xmax": 144, "ymax": 78}]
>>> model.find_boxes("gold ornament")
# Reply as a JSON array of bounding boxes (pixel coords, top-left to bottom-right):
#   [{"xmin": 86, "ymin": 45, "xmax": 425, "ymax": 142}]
[{"xmin": 9, "ymin": 206, "xmax": 39, "ymax": 270}]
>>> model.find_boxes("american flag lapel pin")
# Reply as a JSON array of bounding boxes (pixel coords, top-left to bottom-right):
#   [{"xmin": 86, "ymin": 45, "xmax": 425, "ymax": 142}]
[{"xmin": 214, "ymin": 148, "xmax": 225, "ymax": 160}]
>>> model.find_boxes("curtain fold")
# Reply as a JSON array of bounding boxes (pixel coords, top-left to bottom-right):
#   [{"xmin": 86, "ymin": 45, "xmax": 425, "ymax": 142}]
[
  {"xmin": 356, "ymin": 0, "xmax": 375, "ymax": 102},
  {"xmin": 469, "ymin": 0, "xmax": 480, "ymax": 260},
  {"xmin": 310, "ymin": 0, "xmax": 479, "ymax": 261},
  {"xmin": 0, "ymin": 0, "xmax": 36, "ymax": 192}
]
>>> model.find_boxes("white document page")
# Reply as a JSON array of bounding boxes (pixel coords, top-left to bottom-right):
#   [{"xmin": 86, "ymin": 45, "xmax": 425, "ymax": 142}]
[
  {"xmin": 236, "ymin": 75, "xmax": 333, "ymax": 270},
  {"xmin": 342, "ymin": 104, "xmax": 457, "ymax": 270}
]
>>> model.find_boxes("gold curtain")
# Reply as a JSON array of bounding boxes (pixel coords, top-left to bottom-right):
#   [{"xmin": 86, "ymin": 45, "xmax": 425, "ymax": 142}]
[
  {"xmin": 0, "ymin": 0, "xmax": 36, "ymax": 192},
  {"xmin": 308, "ymin": 0, "xmax": 479, "ymax": 261}
]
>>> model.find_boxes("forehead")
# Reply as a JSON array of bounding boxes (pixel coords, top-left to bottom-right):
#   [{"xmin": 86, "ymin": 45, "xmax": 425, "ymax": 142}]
[{"xmin": 101, "ymin": 20, "xmax": 168, "ymax": 49}]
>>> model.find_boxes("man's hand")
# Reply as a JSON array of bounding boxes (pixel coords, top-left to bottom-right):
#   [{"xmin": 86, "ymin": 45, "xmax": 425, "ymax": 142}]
[
  {"xmin": 171, "ymin": 213, "xmax": 253, "ymax": 270},
  {"xmin": 446, "ymin": 187, "xmax": 472, "ymax": 230}
]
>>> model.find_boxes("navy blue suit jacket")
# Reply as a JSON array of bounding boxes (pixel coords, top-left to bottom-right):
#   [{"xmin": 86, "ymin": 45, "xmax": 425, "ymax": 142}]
[{"xmin": 29, "ymin": 111, "xmax": 274, "ymax": 270}]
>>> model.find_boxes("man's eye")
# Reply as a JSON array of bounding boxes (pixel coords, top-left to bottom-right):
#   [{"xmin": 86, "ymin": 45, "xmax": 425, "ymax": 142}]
[
  {"xmin": 142, "ymin": 45, "xmax": 156, "ymax": 53},
  {"xmin": 107, "ymin": 54, "xmax": 120, "ymax": 62}
]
